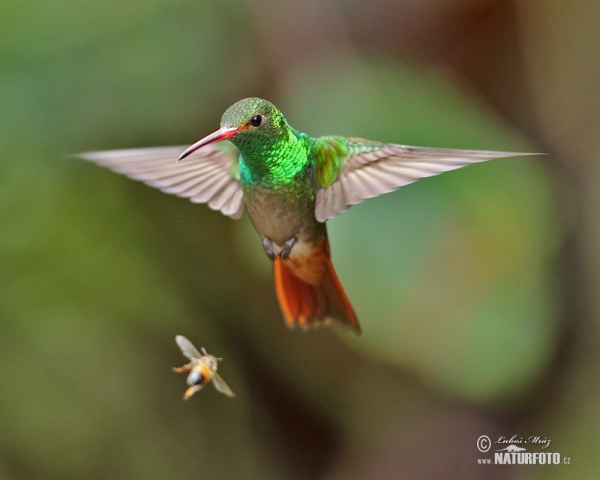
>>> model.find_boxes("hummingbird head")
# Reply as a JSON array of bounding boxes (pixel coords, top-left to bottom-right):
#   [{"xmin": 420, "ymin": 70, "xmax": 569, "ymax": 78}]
[
  {"xmin": 178, "ymin": 98, "xmax": 288, "ymax": 161},
  {"xmin": 221, "ymin": 98, "xmax": 284, "ymax": 136}
]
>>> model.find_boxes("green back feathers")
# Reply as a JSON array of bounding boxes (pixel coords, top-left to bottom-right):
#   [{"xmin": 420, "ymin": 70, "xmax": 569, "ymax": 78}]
[
  {"xmin": 312, "ymin": 137, "xmax": 349, "ymax": 188},
  {"xmin": 313, "ymin": 137, "xmax": 385, "ymax": 188}
]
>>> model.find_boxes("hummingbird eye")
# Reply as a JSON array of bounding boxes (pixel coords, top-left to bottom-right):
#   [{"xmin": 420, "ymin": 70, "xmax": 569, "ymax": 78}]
[{"xmin": 250, "ymin": 114, "xmax": 263, "ymax": 127}]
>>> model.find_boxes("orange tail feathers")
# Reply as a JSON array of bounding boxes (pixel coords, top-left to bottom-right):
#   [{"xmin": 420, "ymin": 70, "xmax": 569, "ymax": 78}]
[{"xmin": 273, "ymin": 240, "xmax": 360, "ymax": 334}]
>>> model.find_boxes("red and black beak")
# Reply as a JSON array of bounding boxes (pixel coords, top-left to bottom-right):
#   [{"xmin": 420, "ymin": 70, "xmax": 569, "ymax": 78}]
[{"xmin": 178, "ymin": 126, "xmax": 239, "ymax": 161}]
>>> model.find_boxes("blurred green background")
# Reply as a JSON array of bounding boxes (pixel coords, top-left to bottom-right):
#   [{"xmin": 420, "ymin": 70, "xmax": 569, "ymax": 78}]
[{"xmin": 1, "ymin": 0, "xmax": 597, "ymax": 478}]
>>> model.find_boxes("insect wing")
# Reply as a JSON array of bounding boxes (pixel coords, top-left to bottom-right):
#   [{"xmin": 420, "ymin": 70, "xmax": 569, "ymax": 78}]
[
  {"xmin": 211, "ymin": 372, "xmax": 236, "ymax": 397},
  {"xmin": 175, "ymin": 335, "xmax": 202, "ymax": 361}
]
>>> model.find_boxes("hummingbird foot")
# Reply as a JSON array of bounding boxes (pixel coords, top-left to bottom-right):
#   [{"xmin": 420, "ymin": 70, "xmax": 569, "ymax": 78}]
[
  {"xmin": 278, "ymin": 235, "xmax": 297, "ymax": 260},
  {"xmin": 262, "ymin": 237, "xmax": 278, "ymax": 260}
]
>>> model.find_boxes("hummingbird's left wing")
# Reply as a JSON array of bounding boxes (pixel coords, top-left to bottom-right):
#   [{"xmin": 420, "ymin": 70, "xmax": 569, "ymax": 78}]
[
  {"xmin": 314, "ymin": 137, "xmax": 538, "ymax": 222},
  {"xmin": 78, "ymin": 144, "xmax": 245, "ymax": 219}
]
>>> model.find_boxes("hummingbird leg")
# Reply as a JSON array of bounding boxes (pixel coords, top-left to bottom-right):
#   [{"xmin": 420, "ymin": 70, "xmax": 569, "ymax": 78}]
[
  {"xmin": 262, "ymin": 237, "xmax": 278, "ymax": 261},
  {"xmin": 279, "ymin": 235, "xmax": 297, "ymax": 260}
]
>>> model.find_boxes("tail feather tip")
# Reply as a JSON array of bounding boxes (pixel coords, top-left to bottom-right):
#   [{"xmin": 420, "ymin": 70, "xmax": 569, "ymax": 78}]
[{"xmin": 273, "ymin": 256, "xmax": 361, "ymax": 334}]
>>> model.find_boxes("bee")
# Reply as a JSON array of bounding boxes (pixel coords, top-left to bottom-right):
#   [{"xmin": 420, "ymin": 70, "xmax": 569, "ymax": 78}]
[{"xmin": 172, "ymin": 335, "xmax": 235, "ymax": 400}]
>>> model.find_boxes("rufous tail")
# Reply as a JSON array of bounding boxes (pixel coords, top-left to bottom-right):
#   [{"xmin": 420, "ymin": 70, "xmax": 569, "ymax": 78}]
[{"xmin": 273, "ymin": 240, "xmax": 360, "ymax": 334}]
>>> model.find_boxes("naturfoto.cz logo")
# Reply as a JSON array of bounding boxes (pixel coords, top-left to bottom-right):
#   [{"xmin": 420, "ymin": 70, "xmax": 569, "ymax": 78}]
[{"xmin": 476, "ymin": 435, "xmax": 571, "ymax": 465}]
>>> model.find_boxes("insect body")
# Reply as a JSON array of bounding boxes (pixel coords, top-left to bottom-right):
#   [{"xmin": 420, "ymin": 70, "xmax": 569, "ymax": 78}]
[{"xmin": 172, "ymin": 335, "xmax": 235, "ymax": 400}]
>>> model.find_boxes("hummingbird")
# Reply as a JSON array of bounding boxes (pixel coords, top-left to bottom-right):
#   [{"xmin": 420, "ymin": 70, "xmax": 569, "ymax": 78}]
[{"xmin": 80, "ymin": 97, "xmax": 534, "ymax": 334}]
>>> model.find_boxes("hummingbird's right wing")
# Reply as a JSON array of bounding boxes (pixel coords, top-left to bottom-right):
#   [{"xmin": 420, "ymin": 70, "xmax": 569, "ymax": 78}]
[
  {"xmin": 314, "ymin": 137, "xmax": 538, "ymax": 222},
  {"xmin": 78, "ymin": 144, "xmax": 244, "ymax": 219}
]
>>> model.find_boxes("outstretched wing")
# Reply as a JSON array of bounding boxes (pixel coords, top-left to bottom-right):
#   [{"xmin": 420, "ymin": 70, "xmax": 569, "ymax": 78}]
[
  {"xmin": 175, "ymin": 335, "xmax": 202, "ymax": 361},
  {"xmin": 79, "ymin": 144, "xmax": 244, "ymax": 219},
  {"xmin": 211, "ymin": 372, "xmax": 236, "ymax": 398},
  {"xmin": 314, "ymin": 137, "xmax": 537, "ymax": 222}
]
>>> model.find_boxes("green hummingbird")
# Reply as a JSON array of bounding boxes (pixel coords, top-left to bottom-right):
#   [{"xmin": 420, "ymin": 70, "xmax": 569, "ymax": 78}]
[{"xmin": 81, "ymin": 97, "xmax": 534, "ymax": 334}]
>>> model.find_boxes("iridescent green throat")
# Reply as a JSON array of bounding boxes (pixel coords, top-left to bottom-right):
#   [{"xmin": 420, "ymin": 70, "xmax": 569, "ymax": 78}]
[{"xmin": 234, "ymin": 128, "xmax": 314, "ymax": 188}]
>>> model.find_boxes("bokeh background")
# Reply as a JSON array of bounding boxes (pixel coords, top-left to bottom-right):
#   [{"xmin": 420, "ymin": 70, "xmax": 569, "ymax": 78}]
[{"xmin": 1, "ymin": 1, "xmax": 597, "ymax": 478}]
